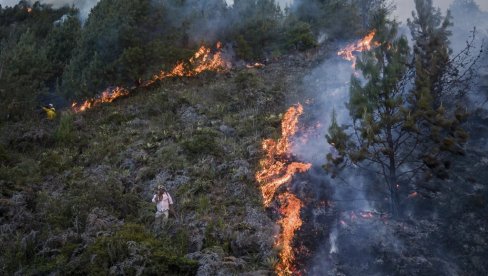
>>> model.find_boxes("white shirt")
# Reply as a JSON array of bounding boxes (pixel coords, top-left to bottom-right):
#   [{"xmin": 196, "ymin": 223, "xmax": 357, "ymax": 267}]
[{"xmin": 152, "ymin": 192, "xmax": 173, "ymax": 212}]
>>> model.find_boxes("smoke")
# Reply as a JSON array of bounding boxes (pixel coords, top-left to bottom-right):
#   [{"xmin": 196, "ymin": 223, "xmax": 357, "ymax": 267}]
[
  {"xmin": 224, "ymin": 0, "xmax": 293, "ymax": 9},
  {"xmin": 394, "ymin": 0, "xmax": 488, "ymax": 23},
  {"xmin": 287, "ymin": 1, "xmax": 487, "ymax": 273},
  {"xmin": 2, "ymin": 0, "xmax": 99, "ymax": 20}
]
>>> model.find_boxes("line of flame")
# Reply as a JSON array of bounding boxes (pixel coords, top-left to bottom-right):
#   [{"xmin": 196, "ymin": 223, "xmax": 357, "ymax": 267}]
[
  {"xmin": 337, "ymin": 30, "xmax": 377, "ymax": 69},
  {"xmin": 275, "ymin": 192, "xmax": 303, "ymax": 275},
  {"xmin": 255, "ymin": 104, "xmax": 311, "ymax": 275},
  {"xmin": 71, "ymin": 87, "xmax": 130, "ymax": 113},
  {"xmin": 71, "ymin": 42, "xmax": 230, "ymax": 113}
]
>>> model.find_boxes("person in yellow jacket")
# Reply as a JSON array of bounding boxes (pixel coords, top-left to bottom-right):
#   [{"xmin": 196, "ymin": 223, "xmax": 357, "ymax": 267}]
[{"xmin": 42, "ymin": 104, "xmax": 56, "ymax": 120}]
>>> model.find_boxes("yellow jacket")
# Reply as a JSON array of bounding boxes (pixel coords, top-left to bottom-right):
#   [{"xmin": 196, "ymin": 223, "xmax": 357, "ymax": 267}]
[{"xmin": 42, "ymin": 107, "xmax": 56, "ymax": 120}]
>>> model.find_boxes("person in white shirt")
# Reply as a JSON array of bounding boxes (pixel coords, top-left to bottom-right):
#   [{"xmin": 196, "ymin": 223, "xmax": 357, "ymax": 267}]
[{"xmin": 152, "ymin": 185, "xmax": 174, "ymax": 227}]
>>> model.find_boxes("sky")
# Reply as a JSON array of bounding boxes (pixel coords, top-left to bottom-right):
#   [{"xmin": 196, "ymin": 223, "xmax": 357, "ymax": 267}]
[
  {"xmin": 1, "ymin": 0, "xmax": 487, "ymax": 23},
  {"xmin": 394, "ymin": 0, "xmax": 488, "ymax": 22}
]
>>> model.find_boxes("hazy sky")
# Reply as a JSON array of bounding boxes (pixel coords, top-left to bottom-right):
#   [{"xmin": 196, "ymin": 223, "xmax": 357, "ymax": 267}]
[
  {"xmin": 395, "ymin": 0, "xmax": 488, "ymax": 22},
  {"xmin": 1, "ymin": 0, "xmax": 487, "ymax": 23}
]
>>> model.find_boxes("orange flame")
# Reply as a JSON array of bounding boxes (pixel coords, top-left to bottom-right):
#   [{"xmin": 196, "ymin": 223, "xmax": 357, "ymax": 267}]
[
  {"xmin": 71, "ymin": 86, "xmax": 129, "ymax": 113},
  {"xmin": 255, "ymin": 104, "xmax": 311, "ymax": 275},
  {"xmin": 72, "ymin": 42, "xmax": 230, "ymax": 113},
  {"xmin": 337, "ymin": 30, "xmax": 377, "ymax": 69},
  {"xmin": 144, "ymin": 42, "xmax": 230, "ymax": 86},
  {"xmin": 256, "ymin": 104, "xmax": 311, "ymax": 206},
  {"xmin": 275, "ymin": 192, "xmax": 303, "ymax": 275}
]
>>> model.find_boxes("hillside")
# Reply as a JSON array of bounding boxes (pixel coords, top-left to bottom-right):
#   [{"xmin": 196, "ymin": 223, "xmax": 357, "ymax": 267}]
[
  {"xmin": 1, "ymin": 0, "xmax": 488, "ymax": 275},
  {"xmin": 0, "ymin": 56, "xmax": 316, "ymax": 274}
]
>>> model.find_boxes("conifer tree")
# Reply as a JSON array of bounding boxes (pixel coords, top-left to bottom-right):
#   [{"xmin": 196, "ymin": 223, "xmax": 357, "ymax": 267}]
[{"xmin": 324, "ymin": 4, "xmax": 472, "ymax": 217}]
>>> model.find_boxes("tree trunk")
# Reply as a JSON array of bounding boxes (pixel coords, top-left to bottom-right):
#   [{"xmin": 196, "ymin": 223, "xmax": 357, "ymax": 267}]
[
  {"xmin": 389, "ymin": 173, "xmax": 400, "ymax": 218},
  {"xmin": 387, "ymin": 125, "xmax": 400, "ymax": 218}
]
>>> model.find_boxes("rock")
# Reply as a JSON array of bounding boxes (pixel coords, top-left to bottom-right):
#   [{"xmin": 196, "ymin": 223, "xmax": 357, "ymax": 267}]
[
  {"xmin": 239, "ymin": 270, "xmax": 272, "ymax": 276},
  {"xmin": 109, "ymin": 241, "xmax": 149, "ymax": 276},
  {"xmin": 186, "ymin": 247, "xmax": 247, "ymax": 276},
  {"xmin": 127, "ymin": 118, "xmax": 149, "ymax": 127},
  {"xmin": 179, "ymin": 106, "xmax": 207, "ymax": 126},
  {"xmin": 84, "ymin": 208, "xmax": 123, "ymax": 239},
  {"xmin": 219, "ymin": 125, "xmax": 236, "ymax": 137},
  {"xmin": 232, "ymin": 160, "xmax": 251, "ymax": 181},
  {"xmin": 131, "ymin": 149, "xmax": 149, "ymax": 163}
]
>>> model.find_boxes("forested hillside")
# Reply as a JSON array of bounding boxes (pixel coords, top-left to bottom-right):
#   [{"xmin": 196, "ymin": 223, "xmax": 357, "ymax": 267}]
[{"xmin": 1, "ymin": 0, "xmax": 487, "ymax": 275}]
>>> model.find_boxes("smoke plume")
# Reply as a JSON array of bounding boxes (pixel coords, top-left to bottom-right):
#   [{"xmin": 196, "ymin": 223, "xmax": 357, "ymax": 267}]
[{"xmin": 2, "ymin": 0, "xmax": 100, "ymax": 20}]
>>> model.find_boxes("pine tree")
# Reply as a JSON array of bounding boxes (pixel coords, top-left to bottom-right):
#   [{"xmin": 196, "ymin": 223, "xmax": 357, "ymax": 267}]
[
  {"xmin": 408, "ymin": 0, "xmax": 469, "ymax": 176},
  {"xmin": 325, "ymin": 4, "xmax": 474, "ymax": 217},
  {"xmin": 345, "ymin": 10, "xmax": 410, "ymax": 216}
]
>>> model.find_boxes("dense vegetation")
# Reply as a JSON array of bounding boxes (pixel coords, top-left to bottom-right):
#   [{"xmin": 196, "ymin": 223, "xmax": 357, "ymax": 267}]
[
  {"xmin": 0, "ymin": 0, "xmax": 382, "ymax": 121},
  {"xmin": 1, "ymin": 0, "xmax": 487, "ymax": 275}
]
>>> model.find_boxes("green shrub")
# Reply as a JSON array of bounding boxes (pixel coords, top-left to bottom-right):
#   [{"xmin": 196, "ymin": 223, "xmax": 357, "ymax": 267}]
[
  {"xmin": 54, "ymin": 112, "xmax": 74, "ymax": 144},
  {"xmin": 235, "ymin": 70, "xmax": 261, "ymax": 90},
  {"xmin": 181, "ymin": 129, "xmax": 221, "ymax": 157},
  {"xmin": 77, "ymin": 223, "xmax": 197, "ymax": 275}
]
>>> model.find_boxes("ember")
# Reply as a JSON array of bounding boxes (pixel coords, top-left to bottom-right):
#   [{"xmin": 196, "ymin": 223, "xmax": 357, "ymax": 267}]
[
  {"xmin": 408, "ymin": 192, "xmax": 418, "ymax": 198},
  {"xmin": 255, "ymin": 104, "xmax": 311, "ymax": 275},
  {"xmin": 246, "ymin": 62, "xmax": 265, "ymax": 69}
]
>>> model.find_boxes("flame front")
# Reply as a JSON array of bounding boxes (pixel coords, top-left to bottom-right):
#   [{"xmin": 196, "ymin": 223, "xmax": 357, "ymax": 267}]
[
  {"xmin": 72, "ymin": 43, "xmax": 230, "ymax": 113},
  {"xmin": 144, "ymin": 42, "xmax": 230, "ymax": 86},
  {"xmin": 71, "ymin": 86, "xmax": 129, "ymax": 113},
  {"xmin": 255, "ymin": 104, "xmax": 311, "ymax": 275},
  {"xmin": 337, "ymin": 30, "xmax": 377, "ymax": 69},
  {"xmin": 275, "ymin": 192, "xmax": 303, "ymax": 275}
]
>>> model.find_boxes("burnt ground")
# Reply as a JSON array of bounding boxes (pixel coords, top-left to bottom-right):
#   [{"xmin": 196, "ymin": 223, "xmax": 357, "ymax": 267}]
[{"xmin": 289, "ymin": 109, "xmax": 488, "ymax": 275}]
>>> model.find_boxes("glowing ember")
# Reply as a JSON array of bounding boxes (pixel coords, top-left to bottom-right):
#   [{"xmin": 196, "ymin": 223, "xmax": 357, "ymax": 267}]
[
  {"xmin": 359, "ymin": 211, "xmax": 374, "ymax": 219},
  {"xmin": 337, "ymin": 30, "xmax": 377, "ymax": 69},
  {"xmin": 27, "ymin": 7, "xmax": 32, "ymax": 13},
  {"xmin": 246, "ymin": 62, "xmax": 265, "ymax": 69},
  {"xmin": 72, "ymin": 42, "xmax": 230, "ymax": 113},
  {"xmin": 408, "ymin": 192, "xmax": 418, "ymax": 198},
  {"xmin": 71, "ymin": 87, "xmax": 129, "ymax": 113},
  {"xmin": 255, "ymin": 104, "xmax": 311, "ymax": 275}
]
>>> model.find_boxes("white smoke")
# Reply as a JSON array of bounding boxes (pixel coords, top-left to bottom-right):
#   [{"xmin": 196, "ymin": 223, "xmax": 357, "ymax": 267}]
[
  {"xmin": 1, "ymin": 0, "xmax": 100, "ymax": 20},
  {"xmin": 224, "ymin": 0, "xmax": 293, "ymax": 9}
]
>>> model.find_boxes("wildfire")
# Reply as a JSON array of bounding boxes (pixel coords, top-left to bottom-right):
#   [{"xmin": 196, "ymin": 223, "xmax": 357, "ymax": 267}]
[
  {"xmin": 144, "ymin": 42, "xmax": 230, "ymax": 86},
  {"xmin": 256, "ymin": 104, "xmax": 311, "ymax": 206},
  {"xmin": 275, "ymin": 192, "xmax": 303, "ymax": 275},
  {"xmin": 72, "ymin": 42, "xmax": 230, "ymax": 113},
  {"xmin": 71, "ymin": 87, "xmax": 129, "ymax": 113},
  {"xmin": 337, "ymin": 30, "xmax": 377, "ymax": 69},
  {"xmin": 255, "ymin": 104, "xmax": 311, "ymax": 275}
]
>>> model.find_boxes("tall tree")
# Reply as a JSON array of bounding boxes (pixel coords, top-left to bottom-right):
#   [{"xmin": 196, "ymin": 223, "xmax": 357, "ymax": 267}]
[
  {"xmin": 408, "ymin": 0, "xmax": 452, "ymax": 106},
  {"xmin": 325, "ymin": 4, "xmax": 472, "ymax": 217}
]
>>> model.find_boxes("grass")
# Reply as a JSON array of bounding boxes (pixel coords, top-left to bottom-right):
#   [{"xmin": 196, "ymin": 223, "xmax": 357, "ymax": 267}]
[{"xmin": 0, "ymin": 63, "xmax": 306, "ymax": 274}]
